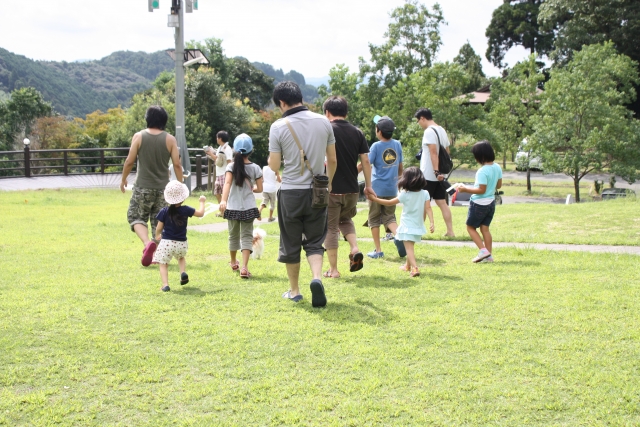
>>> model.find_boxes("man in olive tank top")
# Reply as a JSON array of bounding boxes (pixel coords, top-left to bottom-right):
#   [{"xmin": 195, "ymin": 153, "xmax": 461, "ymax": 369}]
[{"xmin": 120, "ymin": 106, "xmax": 183, "ymax": 266}]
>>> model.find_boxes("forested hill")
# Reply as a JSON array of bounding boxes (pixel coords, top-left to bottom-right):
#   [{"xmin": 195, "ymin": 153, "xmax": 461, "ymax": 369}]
[{"xmin": 0, "ymin": 47, "xmax": 319, "ymax": 117}]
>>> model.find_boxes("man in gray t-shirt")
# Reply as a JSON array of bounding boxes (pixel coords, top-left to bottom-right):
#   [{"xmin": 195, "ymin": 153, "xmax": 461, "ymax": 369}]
[{"xmin": 268, "ymin": 81, "xmax": 337, "ymax": 307}]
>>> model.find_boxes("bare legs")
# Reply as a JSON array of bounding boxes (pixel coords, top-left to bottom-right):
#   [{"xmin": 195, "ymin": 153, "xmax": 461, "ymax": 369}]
[
  {"xmin": 467, "ymin": 225, "xmax": 492, "ymax": 252},
  {"xmin": 133, "ymin": 224, "xmax": 151, "ymax": 245},
  {"xmin": 230, "ymin": 249, "xmax": 251, "ymax": 270},
  {"xmin": 434, "ymin": 199, "xmax": 455, "ymax": 237},
  {"xmin": 371, "ymin": 222, "xmax": 397, "ymax": 253},
  {"xmin": 287, "ymin": 254, "xmax": 323, "ymax": 297},
  {"xmin": 159, "ymin": 257, "xmax": 187, "ymax": 290},
  {"xmin": 326, "ymin": 233, "xmax": 360, "ymax": 278}
]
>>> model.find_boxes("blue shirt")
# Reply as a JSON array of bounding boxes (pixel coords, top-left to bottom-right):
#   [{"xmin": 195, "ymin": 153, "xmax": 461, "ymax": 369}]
[
  {"xmin": 368, "ymin": 139, "xmax": 403, "ymax": 197},
  {"xmin": 397, "ymin": 190, "xmax": 430, "ymax": 235},
  {"xmin": 156, "ymin": 205, "xmax": 196, "ymax": 241},
  {"xmin": 470, "ymin": 163, "xmax": 503, "ymax": 203}
]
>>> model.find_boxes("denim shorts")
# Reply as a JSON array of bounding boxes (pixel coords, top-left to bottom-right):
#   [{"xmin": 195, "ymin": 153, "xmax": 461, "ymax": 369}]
[{"xmin": 466, "ymin": 200, "xmax": 495, "ymax": 228}]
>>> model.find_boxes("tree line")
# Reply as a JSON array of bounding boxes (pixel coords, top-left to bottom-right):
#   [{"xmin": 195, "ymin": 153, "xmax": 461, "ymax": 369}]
[{"xmin": 2, "ymin": 0, "xmax": 639, "ymax": 202}]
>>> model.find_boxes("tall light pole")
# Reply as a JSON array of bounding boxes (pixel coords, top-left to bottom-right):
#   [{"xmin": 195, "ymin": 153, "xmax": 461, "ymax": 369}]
[{"xmin": 150, "ymin": 0, "xmax": 200, "ymax": 192}]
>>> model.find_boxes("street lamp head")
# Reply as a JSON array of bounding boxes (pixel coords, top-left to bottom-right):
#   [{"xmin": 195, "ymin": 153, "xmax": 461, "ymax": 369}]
[{"xmin": 23, "ymin": 138, "xmax": 31, "ymax": 146}]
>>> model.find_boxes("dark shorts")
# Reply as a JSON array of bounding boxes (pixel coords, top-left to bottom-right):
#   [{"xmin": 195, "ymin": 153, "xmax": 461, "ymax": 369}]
[
  {"xmin": 466, "ymin": 201, "xmax": 496, "ymax": 228},
  {"xmin": 277, "ymin": 189, "xmax": 328, "ymax": 264},
  {"xmin": 425, "ymin": 180, "xmax": 447, "ymax": 200}
]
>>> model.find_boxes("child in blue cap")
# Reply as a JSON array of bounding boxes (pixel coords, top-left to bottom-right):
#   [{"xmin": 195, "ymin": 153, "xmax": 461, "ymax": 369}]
[{"xmin": 219, "ymin": 134, "xmax": 263, "ymax": 278}]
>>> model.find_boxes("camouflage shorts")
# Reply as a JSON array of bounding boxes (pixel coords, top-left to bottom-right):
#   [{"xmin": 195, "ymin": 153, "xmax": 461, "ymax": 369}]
[{"xmin": 127, "ymin": 187, "xmax": 167, "ymax": 232}]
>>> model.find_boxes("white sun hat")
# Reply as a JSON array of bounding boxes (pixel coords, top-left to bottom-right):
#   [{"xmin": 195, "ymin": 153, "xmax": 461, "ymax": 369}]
[{"xmin": 164, "ymin": 180, "xmax": 190, "ymax": 205}]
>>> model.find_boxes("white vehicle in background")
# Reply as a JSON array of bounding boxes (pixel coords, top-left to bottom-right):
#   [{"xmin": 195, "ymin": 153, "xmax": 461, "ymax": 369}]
[{"xmin": 515, "ymin": 138, "xmax": 543, "ymax": 171}]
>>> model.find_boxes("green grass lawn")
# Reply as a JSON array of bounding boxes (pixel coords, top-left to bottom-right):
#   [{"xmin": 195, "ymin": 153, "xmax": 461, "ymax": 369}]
[{"xmin": 1, "ymin": 189, "xmax": 640, "ymax": 426}]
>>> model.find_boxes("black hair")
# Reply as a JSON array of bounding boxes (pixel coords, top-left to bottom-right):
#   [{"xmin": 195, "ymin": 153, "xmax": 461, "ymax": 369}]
[
  {"xmin": 273, "ymin": 81, "xmax": 303, "ymax": 107},
  {"xmin": 232, "ymin": 150, "xmax": 251, "ymax": 187},
  {"xmin": 414, "ymin": 108, "xmax": 433, "ymax": 121},
  {"xmin": 145, "ymin": 105, "xmax": 168, "ymax": 130},
  {"xmin": 398, "ymin": 166, "xmax": 427, "ymax": 192},
  {"xmin": 323, "ymin": 96, "xmax": 348, "ymax": 117},
  {"xmin": 168, "ymin": 204, "xmax": 185, "ymax": 227},
  {"xmin": 376, "ymin": 125, "xmax": 394, "ymax": 140},
  {"xmin": 216, "ymin": 131, "xmax": 229, "ymax": 143},
  {"xmin": 471, "ymin": 140, "xmax": 496, "ymax": 164}
]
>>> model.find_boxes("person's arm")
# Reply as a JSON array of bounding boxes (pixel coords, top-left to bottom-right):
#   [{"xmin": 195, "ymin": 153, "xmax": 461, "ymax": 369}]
[
  {"xmin": 496, "ymin": 178, "xmax": 502, "ymax": 189},
  {"xmin": 120, "ymin": 133, "xmax": 141, "ymax": 192},
  {"xmin": 325, "ymin": 144, "xmax": 337, "ymax": 193},
  {"xmin": 428, "ymin": 143, "xmax": 443, "ymax": 181},
  {"xmin": 167, "ymin": 135, "xmax": 184, "ymax": 183},
  {"xmin": 254, "ymin": 177, "xmax": 263, "ymax": 193},
  {"xmin": 359, "ymin": 153, "xmax": 375, "ymax": 197},
  {"xmin": 269, "ymin": 152, "xmax": 281, "ymax": 175},
  {"xmin": 368, "ymin": 196, "xmax": 400, "ymax": 206},
  {"xmin": 425, "ymin": 200, "xmax": 435, "ymax": 233},
  {"xmin": 155, "ymin": 220, "xmax": 164, "ymax": 242},
  {"xmin": 398, "ymin": 162, "xmax": 404, "ymax": 177},
  {"xmin": 460, "ymin": 184, "xmax": 487, "ymax": 195},
  {"xmin": 193, "ymin": 195, "xmax": 207, "ymax": 217},
  {"xmin": 219, "ymin": 171, "xmax": 233, "ymax": 213},
  {"xmin": 276, "ymin": 170, "xmax": 282, "ymax": 183}
]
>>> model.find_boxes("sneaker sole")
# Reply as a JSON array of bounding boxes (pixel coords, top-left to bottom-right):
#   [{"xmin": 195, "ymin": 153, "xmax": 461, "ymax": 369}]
[
  {"xmin": 473, "ymin": 252, "xmax": 492, "ymax": 263},
  {"xmin": 310, "ymin": 280, "xmax": 327, "ymax": 308}
]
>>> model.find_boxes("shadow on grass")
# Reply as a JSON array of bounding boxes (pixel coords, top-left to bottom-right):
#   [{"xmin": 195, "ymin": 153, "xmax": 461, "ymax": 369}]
[
  {"xmin": 175, "ymin": 287, "xmax": 222, "ymax": 297},
  {"xmin": 428, "ymin": 273, "xmax": 464, "ymax": 282},
  {"xmin": 352, "ymin": 274, "xmax": 419, "ymax": 289},
  {"xmin": 304, "ymin": 299, "xmax": 394, "ymax": 325}
]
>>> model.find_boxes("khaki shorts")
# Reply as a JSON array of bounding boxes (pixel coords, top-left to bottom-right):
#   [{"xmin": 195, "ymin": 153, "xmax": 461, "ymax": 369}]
[
  {"xmin": 367, "ymin": 197, "xmax": 397, "ymax": 228},
  {"xmin": 261, "ymin": 191, "xmax": 277, "ymax": 210},
  {"xmin": 325, "ymin": 193, "xmax": 359, "ymax": 250},
  {"xmin": 127, "ymin": 187, "xmax": 167, "ymax": 233}
]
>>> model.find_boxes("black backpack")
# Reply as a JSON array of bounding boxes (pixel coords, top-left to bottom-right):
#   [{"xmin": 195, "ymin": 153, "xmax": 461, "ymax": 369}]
[{"xmin": 432, "ymin": 127, "xmax": 453, "ymax": 175}]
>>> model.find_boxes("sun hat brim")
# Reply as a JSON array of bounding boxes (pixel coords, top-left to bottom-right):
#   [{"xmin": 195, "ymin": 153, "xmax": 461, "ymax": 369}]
[{"xmin": 164, "ymin": 181, "xmax": 190, "ymax": 205}]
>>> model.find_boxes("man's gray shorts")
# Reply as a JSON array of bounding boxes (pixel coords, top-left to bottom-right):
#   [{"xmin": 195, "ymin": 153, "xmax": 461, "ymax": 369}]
[{"xmin": 277, "ymin": 189, "xmax": 328, "ymax": 264}]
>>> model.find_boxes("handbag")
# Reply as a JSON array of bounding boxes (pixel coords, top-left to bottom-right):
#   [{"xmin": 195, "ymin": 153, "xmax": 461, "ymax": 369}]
[
  {"xmin": 284, "ymin": 119, "xmax": 329, "ymax": 208},
  {"xmin": 215, "ymin": 144, "xmax": 228, "ymax": 168}
]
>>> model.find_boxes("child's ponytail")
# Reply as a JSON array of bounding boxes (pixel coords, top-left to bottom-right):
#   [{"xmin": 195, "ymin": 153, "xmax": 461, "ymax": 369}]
[
  {"xmin": 168, "ymin": 204, "xmax": 184, "ymax": 226},
  {"xmin": 232, "ymin": 150, "xmax": 250, "ymax": 187}
]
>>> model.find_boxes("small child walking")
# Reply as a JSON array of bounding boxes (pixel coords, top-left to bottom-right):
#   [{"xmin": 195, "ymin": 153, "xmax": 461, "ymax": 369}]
[
  {"xmin": 153, "ymin": 180, "xmax": 206, "ymax": 292},
  {"xmin": 368, "ymin": 167, "xmax": 434, "ymax": 277},
  {"xmin": 259, "ymin": 154, "xmax": 281, "ymax": 222},
  {"xmin": 457, "ymin": 140, "xmax": 503, "ymax": 263},
  {"xmin": 219, "ymin": 134, "xmax": 263, "ymax": 278}
]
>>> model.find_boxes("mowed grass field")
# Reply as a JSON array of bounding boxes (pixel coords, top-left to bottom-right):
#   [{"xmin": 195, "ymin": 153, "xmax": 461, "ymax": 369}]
[{"xmin": 1, "ymin": 189, "xmax": 639, "ymax": 426}]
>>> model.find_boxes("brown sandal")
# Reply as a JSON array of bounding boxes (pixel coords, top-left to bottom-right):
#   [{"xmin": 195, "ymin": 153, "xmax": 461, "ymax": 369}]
[
  {"xmin": 230, "ymin": 261, "xmax": 240, "ymax": 271},
  {"xmin": 349, "ymin": 252, "xmax": 364, "ymax": 272}
]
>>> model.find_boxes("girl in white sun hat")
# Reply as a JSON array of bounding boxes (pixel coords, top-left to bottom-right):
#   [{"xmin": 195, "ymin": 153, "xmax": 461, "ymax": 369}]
[{"xmin": 153, "ymin": 180, "xmax": 206, "ymax": 292}]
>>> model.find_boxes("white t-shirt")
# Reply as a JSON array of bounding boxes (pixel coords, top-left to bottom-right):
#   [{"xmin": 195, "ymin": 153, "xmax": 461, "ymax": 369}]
[
  {"xmin": 419, "ymin": 125, "xmax": 450, "ymax": 181},
  {"xmin": 262, "ymin": 166, "xmax": 278, "ymax": 193},
  {"xmin": 215, "ymin": 143, "xmax": 234, "ymax": 176}
]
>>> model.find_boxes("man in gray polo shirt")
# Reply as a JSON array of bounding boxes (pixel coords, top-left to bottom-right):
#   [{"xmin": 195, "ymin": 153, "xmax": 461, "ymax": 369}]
[{"xmin": 268, "ymin": 81, "xmax": 337, "ymax": 307}]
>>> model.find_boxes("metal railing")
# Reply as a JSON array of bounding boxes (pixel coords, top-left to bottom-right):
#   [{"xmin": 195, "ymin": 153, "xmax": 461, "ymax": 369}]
[{"xmin": 0, "ymin": 146, "xmax": 216, "ymax": 190}]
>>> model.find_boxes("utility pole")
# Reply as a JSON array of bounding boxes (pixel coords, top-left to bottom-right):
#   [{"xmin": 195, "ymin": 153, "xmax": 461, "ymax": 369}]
[{"xmin": 150, "ymin": 0, "xmax": 194, "ymax": 192}]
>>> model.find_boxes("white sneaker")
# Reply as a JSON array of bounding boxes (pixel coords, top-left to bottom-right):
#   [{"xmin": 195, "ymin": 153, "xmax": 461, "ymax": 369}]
[
  {"xmin": 479, "ymin": 256, "xmax": 494, "ymax": 263},
  {"xmin": 472, "ymin": 248, "xmax": 491, "ymax": 263}
]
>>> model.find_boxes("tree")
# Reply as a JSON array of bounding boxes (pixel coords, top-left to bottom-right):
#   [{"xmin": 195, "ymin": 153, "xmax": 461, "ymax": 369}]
[
  {"xmin": 75, "ymin": 107, "xmax": 125, "ymax": 148},
  {"xmin": 453, "ymin": 42, "xmax": 488, "ymax": 93},
  {"xmin": 532, "ymin": 43, "xmax": 640, "ymax": 202},
  {"xmin": 0, "ymin": 87, "xmax": 52, "ymax": 150},
  {"xmin": 485, "ymin": 0, "xmax": 557, "ymax": 68},
  {"xmin": 487, "ymin": 54, "xmax": 544, "ymax": 190},
  {"xmin": 357, "ymin": 0, "xmax": 445, "ymax": 117}
]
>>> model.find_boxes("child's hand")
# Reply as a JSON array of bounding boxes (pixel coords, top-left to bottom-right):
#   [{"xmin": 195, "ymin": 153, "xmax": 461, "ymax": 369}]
[
  {"xmin": 429, "ymin": 223, "xmax": 435, "ymax": 233},
  {"xmin": 219, "ymin": 201, "xmax": 226, "ymax": 214},
  {"xmin": 199, "ymin": 195, "xmax": 206, "ymax": 202}
]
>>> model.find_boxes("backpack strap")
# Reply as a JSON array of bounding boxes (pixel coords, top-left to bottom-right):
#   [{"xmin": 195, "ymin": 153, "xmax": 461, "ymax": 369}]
[
  {"xmin": 285, "ymin": 119, "xmax": 314, "ymax": 177},
  {"xmin": 430, "ymin": 126, "xmax": 443, "ymax": 153}
]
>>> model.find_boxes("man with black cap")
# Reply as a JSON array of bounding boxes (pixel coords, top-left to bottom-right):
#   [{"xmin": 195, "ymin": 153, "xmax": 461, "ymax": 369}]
[{"xmin": 363, "ymin": 115, "xmax": 403, "ymax": 259}]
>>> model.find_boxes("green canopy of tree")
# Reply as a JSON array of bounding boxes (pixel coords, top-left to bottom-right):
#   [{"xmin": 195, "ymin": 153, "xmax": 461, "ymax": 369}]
[
  {"xmin": 453, "ymin": 42, "xmax": 488, "ymax": 93},
  {"xmin": 485, "ymin": 0, "xmax": 556, "ymax": 68},
  {"xmin": 532, "ymin": 42, "xmax": 640, "ymax": 202},
  {"xmin": 0, "ymin": 87, "xmax": 52, "ymax": 151}
]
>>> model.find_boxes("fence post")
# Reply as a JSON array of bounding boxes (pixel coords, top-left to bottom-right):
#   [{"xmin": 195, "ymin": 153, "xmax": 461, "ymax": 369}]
[
  {"xmin": 195, "ymin": 155, "xmax": 202, "ymax": 190},
  {"xmin": 100, "ymin": 150, "xmax": 105, "ymax": 174},
  {"xmin": 24, "ymin": 145, "xmax": 31, "ymax": 178},
  {"xmin": 207, "ymin": 157, "xmax": 212, "ymax": 191},
  {"xmin": 63, "ymin": 151, "xmax": 68, "ymax": 176}
]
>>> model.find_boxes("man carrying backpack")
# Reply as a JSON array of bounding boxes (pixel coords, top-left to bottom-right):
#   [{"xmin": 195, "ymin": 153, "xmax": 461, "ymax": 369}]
[{"xmin": 415, "ymin": 108, "xmax": 455, "ymax": 237}]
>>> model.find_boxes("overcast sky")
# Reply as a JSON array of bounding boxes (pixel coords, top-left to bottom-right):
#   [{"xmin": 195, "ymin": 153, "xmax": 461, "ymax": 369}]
[{"xmin": 1, "ymin": 0, "xmax": 530, "ymax": 82}]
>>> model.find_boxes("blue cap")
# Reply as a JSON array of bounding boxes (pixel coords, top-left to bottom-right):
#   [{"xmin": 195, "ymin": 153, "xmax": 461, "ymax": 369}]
[{"xmin": 233, "ymin": 133, "xmax": 253, "ymax": 154}]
